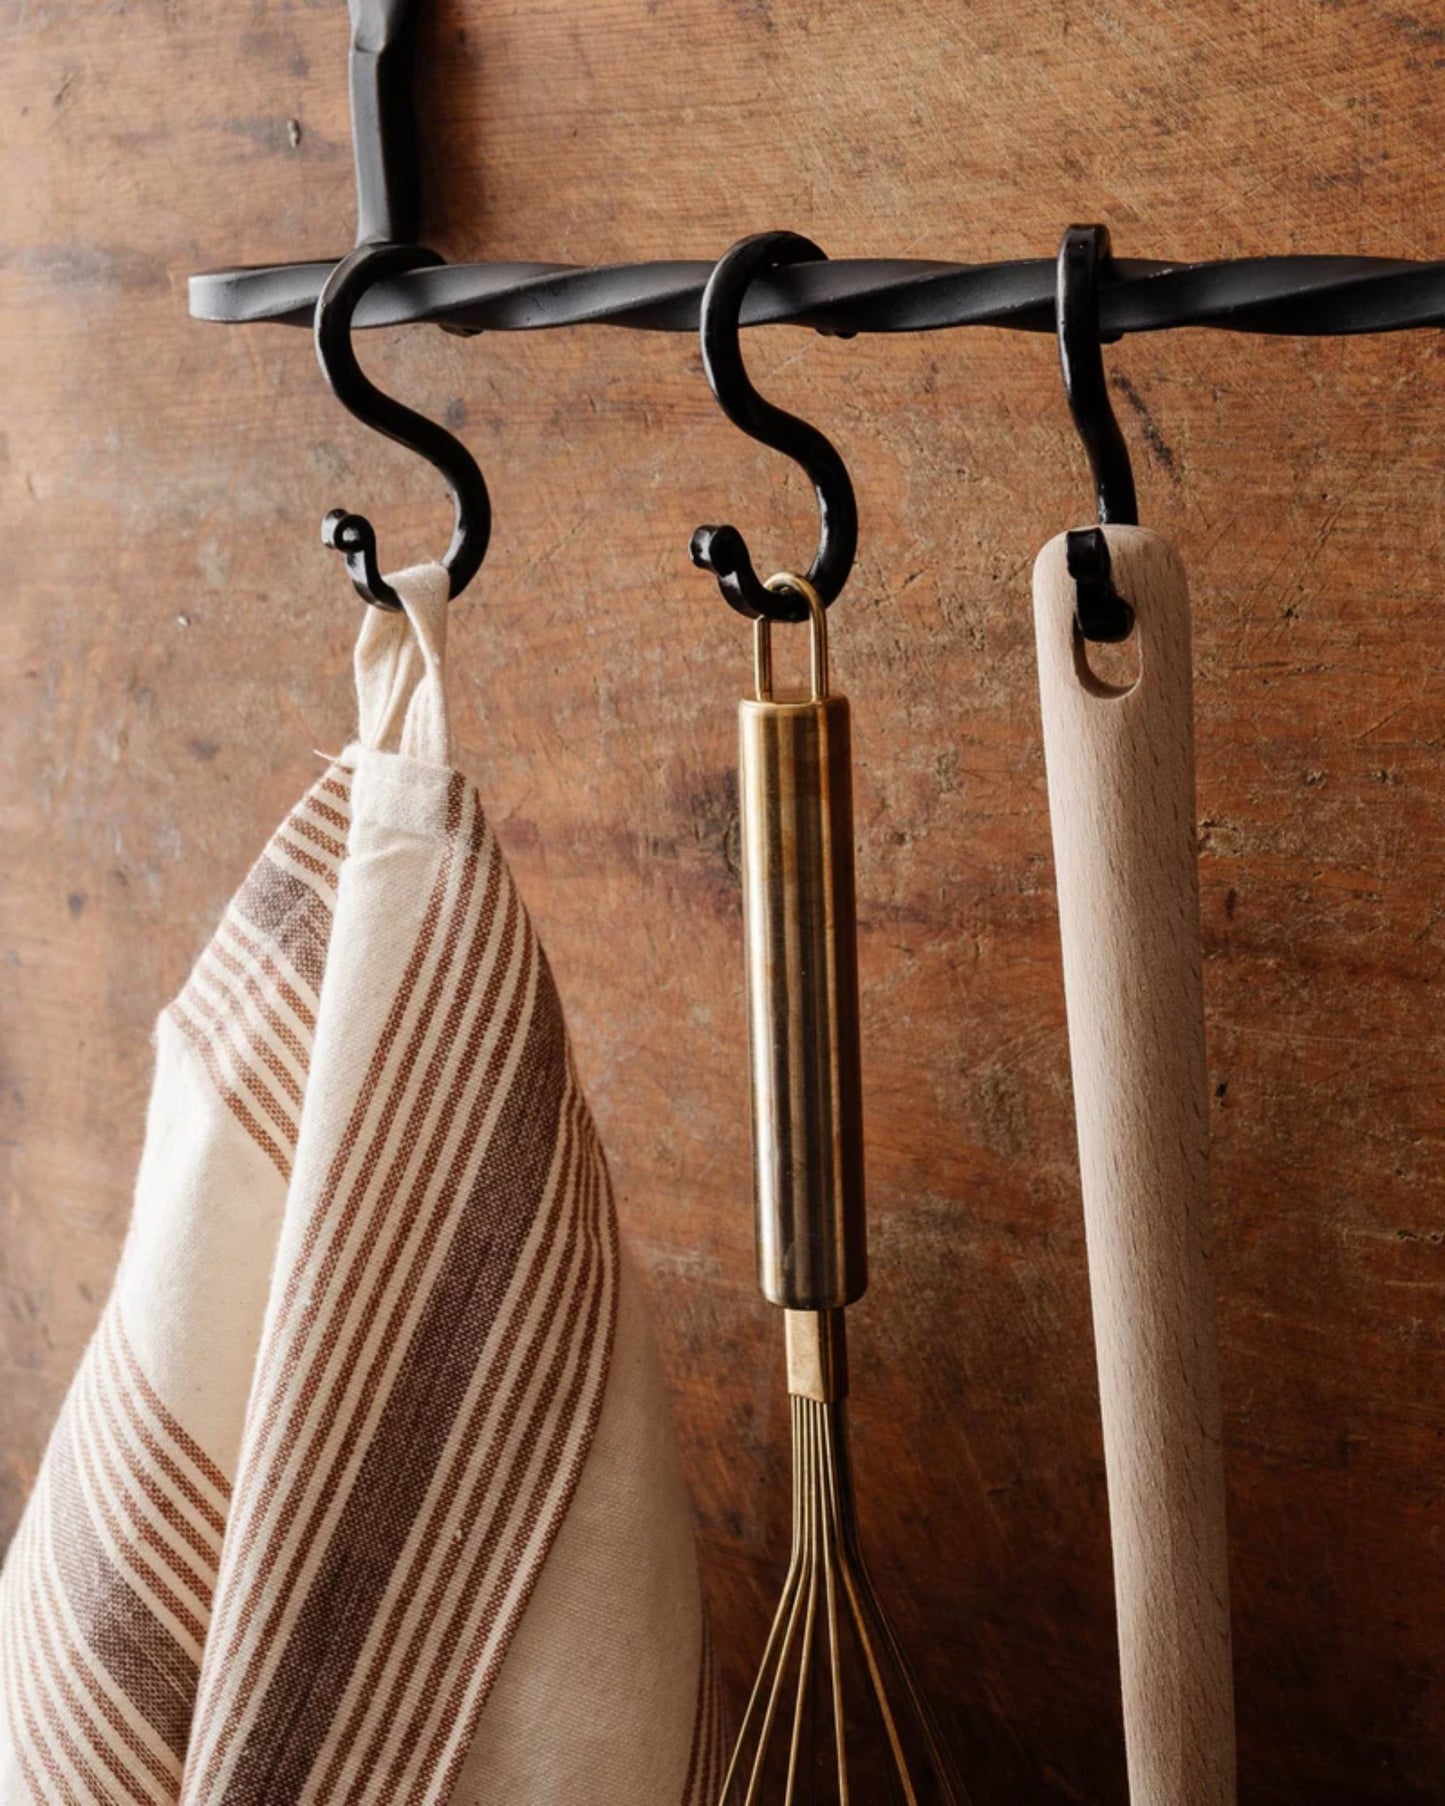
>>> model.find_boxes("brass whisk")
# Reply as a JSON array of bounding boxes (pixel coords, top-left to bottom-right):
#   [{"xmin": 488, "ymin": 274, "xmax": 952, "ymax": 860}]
[{"xmin": 719, "ymin": 576, "xmax": 966, "ymax": 1805}]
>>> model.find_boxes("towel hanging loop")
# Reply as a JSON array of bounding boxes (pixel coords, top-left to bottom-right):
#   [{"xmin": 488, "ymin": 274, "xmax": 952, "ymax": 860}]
[
  {"xmin": 314, "ymin": 240, "xmax": 492, "ymax": 611},
  {"xmin": 1058, "ymin": 223, "xmax": 1138, "ymax": 643},
  {"xmin": 690, "ymin": 231, "xmax": 858, "ymax": 624}
]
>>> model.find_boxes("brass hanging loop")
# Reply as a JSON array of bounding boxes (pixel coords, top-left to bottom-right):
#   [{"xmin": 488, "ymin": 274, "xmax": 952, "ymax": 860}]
[{"xmin": 751, "ymin": 572, "xmax": 830, "ymax": 703}]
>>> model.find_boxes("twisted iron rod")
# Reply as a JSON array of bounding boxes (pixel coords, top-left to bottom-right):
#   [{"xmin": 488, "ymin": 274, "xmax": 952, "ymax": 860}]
[{"xmin": 189, "ymin": 252, "xmax": 1445, "ymax": 337}]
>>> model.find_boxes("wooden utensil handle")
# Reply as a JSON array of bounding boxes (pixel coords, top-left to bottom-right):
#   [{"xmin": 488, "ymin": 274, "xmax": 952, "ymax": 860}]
[{"xmin": 1033, "ymin": 526, "xmax": 1236, "ymax": 1805}]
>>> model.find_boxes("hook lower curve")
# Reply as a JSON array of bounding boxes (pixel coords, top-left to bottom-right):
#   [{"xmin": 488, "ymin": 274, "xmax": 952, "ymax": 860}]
[
  {"xmin": 690, "ymin": 231, "xmax": 858, "ymax": 624},
  {"xmin": 1058, "ymin": 223, "xmax": 1137, "ymax": 642},
  {"xmin": 314, "ymin": 240, "xmax": 491, "ymax": 610}
]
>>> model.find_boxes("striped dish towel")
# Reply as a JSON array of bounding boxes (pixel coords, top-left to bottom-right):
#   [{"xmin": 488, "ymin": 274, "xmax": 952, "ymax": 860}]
[{"xmin": 0, "ymin": 565, "xmax": 725, "ymax": 1805}]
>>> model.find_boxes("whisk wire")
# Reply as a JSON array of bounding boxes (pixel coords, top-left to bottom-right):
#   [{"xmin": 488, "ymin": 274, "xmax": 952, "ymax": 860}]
[
  {"xmin": 721, "ymin": 1469, "xmax": 800, "ymax": 1801},
  {"xmin": 814, "ymin": 1405, "xmax": 850, "ymax": 1802},
  {"xmin": 721, "ymin": 1381, "xmax": 965, "ymax": 1805},
  {"xmin": 813, "ymin": 1406, "xmax": 914, "ymax": 1805},
  {"xmin": 785, "ymin": 1411, "xmax": 822, "ymax": 1802}
]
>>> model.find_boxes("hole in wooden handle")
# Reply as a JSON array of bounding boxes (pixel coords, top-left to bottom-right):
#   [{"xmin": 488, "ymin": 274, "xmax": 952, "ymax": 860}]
[{"xmin": 1072, "ymin": 616, "xmax": 1142, "ymax": 698}]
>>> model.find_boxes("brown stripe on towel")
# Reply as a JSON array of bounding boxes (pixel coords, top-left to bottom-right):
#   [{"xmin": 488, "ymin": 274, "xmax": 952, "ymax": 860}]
[
  {"xmin": 211, "ymin": 930, "xmax": 576, "ymax": 1799},
  {"xmin": 33, "ymin": 1400, "xmax": 201, "ymax": 1764}
]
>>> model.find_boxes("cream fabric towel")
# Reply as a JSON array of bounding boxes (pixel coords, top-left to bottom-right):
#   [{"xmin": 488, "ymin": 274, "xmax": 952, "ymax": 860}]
[{"xmin": 0, "ymin": 566, "xmax": 725, "ymax": 1805}]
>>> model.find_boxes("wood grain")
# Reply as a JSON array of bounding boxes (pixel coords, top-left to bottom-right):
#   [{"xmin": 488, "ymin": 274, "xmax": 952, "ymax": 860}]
[
  {"xmin": 2, "ymin": 3, "xmax": 1443, "ymax": 1800},
  {"xmin": 1034, "ymin": 528, "xmax": 1235, "ymax": 1804}
]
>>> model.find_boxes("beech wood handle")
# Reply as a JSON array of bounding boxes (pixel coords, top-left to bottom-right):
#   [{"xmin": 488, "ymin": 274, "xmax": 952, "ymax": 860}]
[{"xmin": 1033, "ymin": 526, "xmax": 1236, "ymax": 1805}]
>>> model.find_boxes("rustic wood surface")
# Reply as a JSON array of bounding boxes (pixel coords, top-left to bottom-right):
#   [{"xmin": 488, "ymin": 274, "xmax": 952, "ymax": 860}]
[{"xmin": 1, "ymin": 3, "xmax": 1441, "ymax": 1800}]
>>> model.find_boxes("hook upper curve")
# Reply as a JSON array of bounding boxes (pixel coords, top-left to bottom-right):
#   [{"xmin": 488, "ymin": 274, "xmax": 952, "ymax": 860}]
[
  {"xmin": 1058, "ymin": 223, "xmax": 1137, "ymax": 527},
  {"xmin": 314, "ymin": 240, "xmax": 491, "ymax": 610},
  {"xmin": 1057, "ymin": 224, "xmax": 1137, "ymax": 642},
  {"xmin": 689, "ymin": 231, "xmax": 858, "ymax": 624}
]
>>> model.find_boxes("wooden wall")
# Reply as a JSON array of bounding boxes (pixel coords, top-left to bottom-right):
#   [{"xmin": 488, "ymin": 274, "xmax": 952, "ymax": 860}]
[{"xmin": 2, "ymin": 2, "xmax": 1441, "ymax": 1798}]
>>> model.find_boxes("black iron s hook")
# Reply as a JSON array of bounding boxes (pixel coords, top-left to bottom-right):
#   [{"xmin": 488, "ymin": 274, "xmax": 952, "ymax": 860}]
[
  {"xmin": 309, "ymin": 3, "xmax": 490, "ymax": 610},
  {"xmin": 314, "ymin": 242, "xmax": 492, "ymax": 610},
  {"xmin": 690, "ymin": 232, "xmax": 858, "ymax": 624},
  {"xmin": 1058, "ymin": 224, "xmax": 1137, "ymax": 643}
]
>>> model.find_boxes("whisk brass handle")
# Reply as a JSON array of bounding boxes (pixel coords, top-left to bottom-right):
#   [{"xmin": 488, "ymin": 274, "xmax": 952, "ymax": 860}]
[
  {"xmin": 1033, "ymin": 526, "xmax": 1236, "ymax": 1806},
  {"xmin": 739, "ymin": 577, "xmax": 866, "ymax": 1311},
  {"xmin": 723, "ymin": 573, "xmax": 965, "ymax": 1806}
]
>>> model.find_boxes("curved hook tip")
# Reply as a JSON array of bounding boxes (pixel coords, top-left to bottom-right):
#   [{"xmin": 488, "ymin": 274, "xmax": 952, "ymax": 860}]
[
  {"xmin": 690, "ymin": 523, "xmax": 812, "ymax": 624},
  {"xmin": 321, "ymin": 507, "xmax": 369, "ymax": 555},
  {"xmin": 321, "ymin": 507, "xmax": 405, "ymax": 611},
  {"xmin": 689, "ymin": 522, "xmax": 745, "ymax": 578}
]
